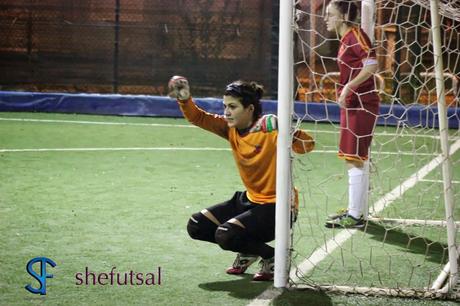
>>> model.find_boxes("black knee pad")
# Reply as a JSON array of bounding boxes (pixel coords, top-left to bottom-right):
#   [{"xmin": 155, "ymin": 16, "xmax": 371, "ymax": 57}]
[
  {"xmin": 187, "ymin": 215, "xmax": 201, "ymax": 240},
  {"xmin": 186, "ymin": 213, "xmax": 217, "ymax": 243},
  {"xmin": 214, "ymin": 223, "xmax": 244, "ymax": 251}
]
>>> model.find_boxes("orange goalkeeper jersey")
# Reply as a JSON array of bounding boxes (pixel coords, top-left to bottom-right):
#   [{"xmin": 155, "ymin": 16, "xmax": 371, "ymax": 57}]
[{"xmin": 178, "ymin": 98, "xmax": 314, "ymax": 204}]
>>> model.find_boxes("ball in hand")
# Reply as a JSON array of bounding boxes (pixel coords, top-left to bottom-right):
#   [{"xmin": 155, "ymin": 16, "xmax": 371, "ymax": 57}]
[{"xmin": 168, "ymin": 76, "xmax": 190, "ymax": 100}]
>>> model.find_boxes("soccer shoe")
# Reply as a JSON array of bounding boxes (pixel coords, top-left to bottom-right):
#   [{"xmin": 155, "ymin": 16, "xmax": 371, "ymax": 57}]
[
  {"xmin": 325, "ymin": 214, "xmax": 365, "ymax": 229},
  {"xmin": 226, "ymin": 253, "xmax": 259, "ymax": 275},
  {"xmin": 253, "ymin": 257, "xmax": 274, "ymax": 281},
  {"xmin": 327, "ymin": 208, "xmax": 348, "ymax": 220}
]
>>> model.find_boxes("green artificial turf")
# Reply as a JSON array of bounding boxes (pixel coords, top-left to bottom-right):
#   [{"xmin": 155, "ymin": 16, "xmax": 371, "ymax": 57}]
[{"xmin": 0, "ymin": 112, "xmax": 458, "ymax": 305}]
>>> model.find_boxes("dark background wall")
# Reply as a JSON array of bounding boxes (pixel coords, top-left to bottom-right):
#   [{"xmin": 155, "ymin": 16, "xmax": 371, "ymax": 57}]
[{"xmin": 0, "ymin": 0, "xmax": 277, "ymax": 97}]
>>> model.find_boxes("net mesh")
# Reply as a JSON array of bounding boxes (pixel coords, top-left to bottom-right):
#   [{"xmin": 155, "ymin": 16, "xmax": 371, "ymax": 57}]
[{"xmin": 291, "ymin": 0, "xmax": 459, "ymax": 298}]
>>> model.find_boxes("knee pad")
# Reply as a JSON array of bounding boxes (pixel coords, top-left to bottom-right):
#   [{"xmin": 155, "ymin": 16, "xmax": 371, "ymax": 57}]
[
  {"xmin": 214, "ymin": 223, "xmax": 244, "ymax": 251},
  {"xmin": 186, "ymin": 213, "xmax": 217, "ymax": 243},
  {"xmin": 187, "ymin": 215, "xmax": 201, "ymax": 240}
]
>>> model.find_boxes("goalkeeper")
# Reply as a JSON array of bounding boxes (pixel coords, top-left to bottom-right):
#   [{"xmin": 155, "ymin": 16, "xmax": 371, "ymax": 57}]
[
  {"xmin": 169, "ymin": 77, "xmax": 314, "ymax": 281},
  {"xmin": 324, "ymin": 0, "xmax": 380, "ymax": 228}
]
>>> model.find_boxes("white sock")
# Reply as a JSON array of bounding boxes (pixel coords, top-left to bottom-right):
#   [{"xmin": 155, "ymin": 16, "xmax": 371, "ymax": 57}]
[
  {"xmin": 347, "ymin": 166, "xmax": 368, "ymax": 219},
  {"xmin": 362, "ymin": 160, "xmax": 370, "ymax": 220}
]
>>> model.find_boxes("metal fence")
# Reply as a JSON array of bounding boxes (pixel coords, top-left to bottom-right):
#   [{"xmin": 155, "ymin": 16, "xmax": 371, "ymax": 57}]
[{"xmin": 0, "ymin": 0, "xmax": 277, "ymax": 97}]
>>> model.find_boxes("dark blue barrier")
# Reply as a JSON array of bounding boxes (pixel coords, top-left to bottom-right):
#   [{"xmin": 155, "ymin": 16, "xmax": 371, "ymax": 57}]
[{"xmin": 0, "ymin": 91, "xmax": 458, "ymax": 128}]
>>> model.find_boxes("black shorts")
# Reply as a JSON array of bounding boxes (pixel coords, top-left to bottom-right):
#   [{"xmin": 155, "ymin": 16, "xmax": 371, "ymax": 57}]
[{"xmin": 206, "ymin": 191, "xmax": 276, "ymax": 243}]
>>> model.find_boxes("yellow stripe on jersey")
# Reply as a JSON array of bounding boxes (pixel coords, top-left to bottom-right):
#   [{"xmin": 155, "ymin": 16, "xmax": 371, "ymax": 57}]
[
  {"xmin": 351, "ymin": 27, "xmax": 371, "ymax": 53},
  {"xmin": 338, "ymin": 152, "xmax": 369, "ymax": 161}
]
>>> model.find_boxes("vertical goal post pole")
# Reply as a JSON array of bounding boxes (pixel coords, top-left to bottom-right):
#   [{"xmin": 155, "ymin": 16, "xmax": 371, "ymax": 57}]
[
  {"xmin": 429, "ymin": 0, "xmax": 458, "ymax": 291},
  {"xmin": 274, "ymin": 0, "xmax": 294, "ymax": 289}
]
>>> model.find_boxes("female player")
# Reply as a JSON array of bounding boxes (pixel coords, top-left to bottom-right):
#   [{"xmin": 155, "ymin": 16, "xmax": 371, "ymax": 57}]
[
  {"xmin": 168, "ymin": 76, "xmax": 314, "ymax": 281},
  {"xmin": 324, "ymin": 0, "xmax": 380, "ymax": 228}
]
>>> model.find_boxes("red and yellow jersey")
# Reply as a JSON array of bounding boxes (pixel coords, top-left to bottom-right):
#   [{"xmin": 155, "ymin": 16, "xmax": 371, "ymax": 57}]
[
  {"xmin": 178, "ymin": 98, "xmax": 314, "ymax": 204},
  {"xmin": 337, "ymin": 27, "xmax": 379, "ymax": 105}
]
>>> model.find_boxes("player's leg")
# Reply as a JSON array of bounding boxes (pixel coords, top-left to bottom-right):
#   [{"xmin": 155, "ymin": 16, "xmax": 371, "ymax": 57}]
[
  {"xmin": 326, "ymin": 107, "xmax": 375, "ymax": 228},
  {"xmin": 226, "ymin": 252, "xmax": 260, "ymax": 275},
  {"xmin": 187, "ymin": 191, "xmax": 244, "ymax": 243},
  {"xmin": 239, "ymin": 204, "xmax": 277, "ymax": 281},
  {"xmin": 214, "ymin": 218, "xmax": 275, "ymax": 259},
  {"xmin": 214, "ymin": 202, "xmax": 276, "ymax": 281},
  {"xmin": 215, "ymin": 224, "xmax": 275, "ymax": 281},
  {"xmin": 326, "ymin": 175, "xmax": 367, "ymax": 228}
]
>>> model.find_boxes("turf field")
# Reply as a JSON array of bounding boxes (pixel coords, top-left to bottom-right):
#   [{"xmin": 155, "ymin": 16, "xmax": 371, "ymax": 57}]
[{"xmin": 0, "ymin": 112, "xmax": 458, "ymax": 306}]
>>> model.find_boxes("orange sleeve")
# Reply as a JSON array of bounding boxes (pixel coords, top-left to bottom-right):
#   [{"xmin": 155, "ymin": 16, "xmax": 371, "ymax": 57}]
[
  {"xmin": 178, "ymin": 98, "xmax": 229, "ymax": 140},
  {"xmin": 292, "ymin": 130, "xmax": 315, "ymax": 154}
]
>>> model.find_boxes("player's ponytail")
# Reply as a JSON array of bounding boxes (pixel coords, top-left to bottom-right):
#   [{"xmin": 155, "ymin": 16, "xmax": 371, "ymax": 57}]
[{"xmin": 224, "ymin": 80, "xmax": 264, "ymax": 121}]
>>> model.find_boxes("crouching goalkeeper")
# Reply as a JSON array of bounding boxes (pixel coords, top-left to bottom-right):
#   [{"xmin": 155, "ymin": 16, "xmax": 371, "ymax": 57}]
[{"xmin": 169, "ymin": 76, "xmax": 315, "ymax": 281}]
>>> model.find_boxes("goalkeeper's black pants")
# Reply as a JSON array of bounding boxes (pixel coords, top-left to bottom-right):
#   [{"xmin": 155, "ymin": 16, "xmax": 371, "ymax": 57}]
[{"xmin": 187, "ymin": 191, "xmax": 277, "ymax": 260}]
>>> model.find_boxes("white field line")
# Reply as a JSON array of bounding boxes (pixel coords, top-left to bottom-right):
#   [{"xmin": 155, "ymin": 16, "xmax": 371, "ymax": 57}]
[
  {"xmin": 420, "ymin": 179, "xmax": 460, "ymax": 184},
  {"xmin": 2, "ymin": 117, "xmax": 458, "ymax": 140},
  {"xmin": 247, "ymin": 138, "xmax": 460, "ymax": 306},
  {"xmin": 312, "ymin": 129, "xmax": 450, "ymax": 140},
  {"xmin": 0, "ymin": 148, "xmax": 441, "ymax": 157},
  {"xmin": 0, "ymin": 147, "xmax": 231, "ymax": 153},
  {"xmin": 0, "ymin": 117, "xmax": 449, "ymax": 156},
  {"xmin": 0, "ymin": 117, "xmax": 196, "ymax": 128}
]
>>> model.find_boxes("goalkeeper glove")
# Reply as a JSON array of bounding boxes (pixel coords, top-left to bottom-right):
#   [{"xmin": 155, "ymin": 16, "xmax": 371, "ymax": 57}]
[
  {"xmin": 250, "ymin": 114, "xmax": 277, "ymax": 133},
  {"xmin": 168, "ymin": 75, "xmax": 191, "ymax": 101}
]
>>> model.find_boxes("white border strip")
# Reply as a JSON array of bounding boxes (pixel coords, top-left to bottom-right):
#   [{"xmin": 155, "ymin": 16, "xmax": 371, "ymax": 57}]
[
  {"xmin": 247, "ymin": 138, "xmax": 460, "ymax": 306},
  {"xmin": 0, "ymin": 147, "xmax": 231, "ymax": 153},
  {"xmin": 0, "ymin": 117, "xmax": 195, "ymax": 128},
  {"xmin": 0, "ymin": 148, "xmax": 442, "ymax": 157},
  {"xmin": 2, "ymin": 117, "xmax": 457, "ymax": 140},
  {"xmin": 420, "ymin": 179, "xmax": 460, "ymax": 184}
]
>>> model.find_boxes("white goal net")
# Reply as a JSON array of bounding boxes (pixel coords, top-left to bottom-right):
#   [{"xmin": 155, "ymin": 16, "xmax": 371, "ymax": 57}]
[{"xmin": 286, "ymin": 0, "xmax": 460, "ymax": 299}]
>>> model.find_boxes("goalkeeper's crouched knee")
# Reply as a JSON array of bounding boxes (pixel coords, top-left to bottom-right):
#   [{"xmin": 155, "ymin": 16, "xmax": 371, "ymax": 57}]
[
  {"xmin": 214, "ymin": 223, "xmax": 244, "ymax": 252},
  {"xmin": 186, "ymin": 213, "xmax": 217, "ymax": 243}
]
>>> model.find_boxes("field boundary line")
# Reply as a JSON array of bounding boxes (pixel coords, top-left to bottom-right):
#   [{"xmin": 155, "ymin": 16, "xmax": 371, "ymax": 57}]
[
  {"xmin": 247, "ymin": 138, "xmax": 460, "ymax": 306},
  {"xmin": 0, "ymin": 147, "xmax": 441, "ymax": 157},
  {"xmin": 1, "ymin": 117, "xmax": 457, "ymax": 140},
  {"xmin": 0, "ymin": 147, "xmax": 231, "ymax": 153},
  {"xmin": 0, "ymin": 117, "xmax": 196, "ymax": 128}
]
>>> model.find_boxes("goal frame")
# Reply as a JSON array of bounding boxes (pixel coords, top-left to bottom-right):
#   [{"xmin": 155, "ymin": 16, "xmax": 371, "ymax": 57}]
[{"xmin": 274, "ymin": 0, "xmax": 459, "ymax": 298}]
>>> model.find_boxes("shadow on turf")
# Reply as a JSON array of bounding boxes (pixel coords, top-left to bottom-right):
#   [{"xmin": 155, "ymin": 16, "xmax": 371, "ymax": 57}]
[
  {"xmin": 199, "ymin": 274, "xmax": 271, "ymax": 299},
  {"xmin": 199, "ymin": 276, "xmax": 333, "ymax": 304},
  {"xmin": 272, "ymin": 288, "xmax": 333, "ymax": 306},
  {"xmin": 363, "ymin": 221, "xmax": 448, "ymax": 263}
]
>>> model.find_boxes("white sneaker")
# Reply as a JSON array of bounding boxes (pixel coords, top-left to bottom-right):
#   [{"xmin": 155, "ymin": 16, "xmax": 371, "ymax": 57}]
[
  {"xmin": 253, "ymin": 257, "xmax": 274, "ymax": 281},
  {"xmin": 226, "ymin": 253, "xmax": 259, "ymax": 275}
]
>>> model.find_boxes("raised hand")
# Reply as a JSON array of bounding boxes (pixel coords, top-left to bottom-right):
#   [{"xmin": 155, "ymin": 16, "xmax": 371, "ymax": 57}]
[{"xmin": 168, "ymin": 76, "xmax": 191, "ymax": 101}]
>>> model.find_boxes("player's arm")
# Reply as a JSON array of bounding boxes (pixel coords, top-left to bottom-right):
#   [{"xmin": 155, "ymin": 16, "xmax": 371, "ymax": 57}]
[
  {"xmin": 338, "ymin": 30, "xmax": 378, "ymax": 108},
  {"xmin": 249, "ymin": 114, "xmax": 314, "ymax": 153},
  {"xmin": 168, "ymin": 76, "xmax": 229, "ymax": 139},
  {"xmin": 338, "ymin": 61, "xmax": 377, "ymax": 108},
  {"xmin": 292, "ymin": 129, "xmax": 315, "ymax": 154}
]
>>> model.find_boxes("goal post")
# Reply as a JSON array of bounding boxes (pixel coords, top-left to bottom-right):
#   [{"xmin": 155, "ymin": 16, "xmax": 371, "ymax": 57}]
[
  {"xmin": 361, "ymin": 0, "xmax": 375, "ymax": 43},
  {"xmin": 429, "ymin": 0, "xmax": 458, "ymax": 290},
  {"xmin": 274, "ymin": 0, "xmax": 294, "ymax": 289},
  {"xmin": 359, "ymin": 0, "xmax": 375, "ymax": 221},
  {"xmin": 275, "ymin": 0, "xmax": 459, "ymax": 299}
]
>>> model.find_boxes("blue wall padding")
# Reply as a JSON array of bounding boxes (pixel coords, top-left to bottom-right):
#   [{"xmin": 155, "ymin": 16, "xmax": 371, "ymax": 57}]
[{"xmin": 0, "ymin": 91, "xmax": 458, "ymax": 128}]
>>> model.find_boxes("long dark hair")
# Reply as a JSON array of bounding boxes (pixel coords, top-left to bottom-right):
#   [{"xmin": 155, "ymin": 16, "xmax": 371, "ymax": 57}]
[
  {"xmin": 224, "ymin": 80, "xmax": 264, "ymax": 121},
  {"xmin": 331, "ymin": 0, "xmax": 358, "ymax": 25}
]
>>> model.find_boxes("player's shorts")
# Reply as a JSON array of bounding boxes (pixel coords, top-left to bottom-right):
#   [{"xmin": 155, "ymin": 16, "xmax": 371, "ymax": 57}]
[
  {"xmin": 205, "ymin": 191, "xmax": 276, "ymax": 243},
  {"xmin": 339, "ymin": 95, "xmax": 379, "ymax": 161}
]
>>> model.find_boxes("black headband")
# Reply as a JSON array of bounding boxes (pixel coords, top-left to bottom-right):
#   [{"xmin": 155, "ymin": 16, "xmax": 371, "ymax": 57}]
[
  {"xmin": 225, "ymin": 83, "xmax": 244, "ymax": 97},
  {"xmin": 225, "ymin": 82, "xmax": 261, "ymax": 100}
]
